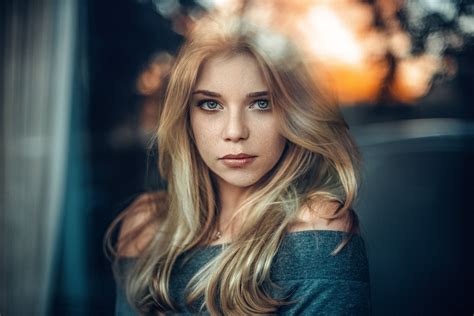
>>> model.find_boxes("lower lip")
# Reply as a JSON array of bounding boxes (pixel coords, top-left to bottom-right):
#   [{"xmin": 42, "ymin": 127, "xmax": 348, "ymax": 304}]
[{"xmin": 220, "ymin": 157, "xmax": 256, "ymax": 168}]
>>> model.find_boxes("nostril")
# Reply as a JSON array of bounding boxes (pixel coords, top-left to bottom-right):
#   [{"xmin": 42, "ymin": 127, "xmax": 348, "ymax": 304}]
[{"xmin": 223, "ymin": 117, "xmax": 249, "ymax": 141}]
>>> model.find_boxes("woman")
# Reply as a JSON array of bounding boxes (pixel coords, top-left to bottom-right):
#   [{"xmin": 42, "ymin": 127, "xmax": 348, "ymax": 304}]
[{"xmin": 106, "ymin": 15, "xmax": 370, "ymax": 315}]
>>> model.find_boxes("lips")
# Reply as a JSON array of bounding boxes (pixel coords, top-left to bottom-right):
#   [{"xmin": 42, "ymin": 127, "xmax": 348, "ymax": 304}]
[
  {"xmin": 220, "ymin": 153, "xmax": 257, "ymax": 159},
  {"xmin": 219, "ymin": 153, "xmax": 257, "ymax": 168}
]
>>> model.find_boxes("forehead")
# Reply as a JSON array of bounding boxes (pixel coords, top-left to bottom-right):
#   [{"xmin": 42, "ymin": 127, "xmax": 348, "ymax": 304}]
[{"xmin": 194, "ymin": 53, "xmax": 268, "ymax": 92}]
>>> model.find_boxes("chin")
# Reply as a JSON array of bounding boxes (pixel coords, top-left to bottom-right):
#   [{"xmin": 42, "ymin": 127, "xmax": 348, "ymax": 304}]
[{"xmin": 215, "ymin": 172, "xmax": 263, "ymax": 188}]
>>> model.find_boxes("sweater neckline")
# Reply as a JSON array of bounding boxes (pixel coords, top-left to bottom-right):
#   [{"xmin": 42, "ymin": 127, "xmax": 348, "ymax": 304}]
[{"xmin": 198, "ymin": 229, "xmax": 354, "ymax": 249}]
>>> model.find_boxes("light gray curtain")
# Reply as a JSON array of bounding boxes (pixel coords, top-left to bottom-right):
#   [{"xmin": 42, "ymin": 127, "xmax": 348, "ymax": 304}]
[{"xmin": 0, "ymin": 1, "xmax": 77, "ymax": 315}]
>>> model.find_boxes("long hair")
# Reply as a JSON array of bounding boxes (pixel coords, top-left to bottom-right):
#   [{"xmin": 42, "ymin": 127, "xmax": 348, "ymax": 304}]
[{"xmin": 105, "ymin": 15, "xmax": 361, "ymax": 315}]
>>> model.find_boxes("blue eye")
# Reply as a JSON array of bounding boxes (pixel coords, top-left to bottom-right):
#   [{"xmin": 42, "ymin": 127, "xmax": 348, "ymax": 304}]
[
  {"xmin": 251, "ymin": 99, "xmax": 271, "ymax": 111},
  {"xmin": 197, "ymin": 99, "xmax": 221, "ymax": 110}
]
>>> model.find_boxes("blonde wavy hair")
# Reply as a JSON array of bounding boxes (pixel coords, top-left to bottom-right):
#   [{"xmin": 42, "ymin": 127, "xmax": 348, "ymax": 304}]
[{"xmin": 105, "ymin": 15, "xmax": 361, "ymax": 315}]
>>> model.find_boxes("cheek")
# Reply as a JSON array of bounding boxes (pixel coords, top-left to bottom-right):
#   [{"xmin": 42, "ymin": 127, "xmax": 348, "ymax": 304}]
[
  {"xmin": 254, "ymin": 120, "xmax": 286, "ymax": 156},
  {"xmin": 190, "ymin": 112, "xmax": 217, "ymax": 156},
  {"xmin": 267, "ymin": 135, "xmax": 286, "ymax": 159}
]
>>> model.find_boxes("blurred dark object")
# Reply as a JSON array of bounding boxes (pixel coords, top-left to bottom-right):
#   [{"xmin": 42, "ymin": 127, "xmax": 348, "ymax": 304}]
[{"xmin": 351, "ymin": 115, "xmax": 474, "ymax": 315}]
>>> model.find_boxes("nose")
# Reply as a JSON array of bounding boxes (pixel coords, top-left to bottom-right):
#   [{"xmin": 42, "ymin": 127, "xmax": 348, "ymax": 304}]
[{"xmin": 222, "ymin": 109, "xmax": 249, "ymax": 142}]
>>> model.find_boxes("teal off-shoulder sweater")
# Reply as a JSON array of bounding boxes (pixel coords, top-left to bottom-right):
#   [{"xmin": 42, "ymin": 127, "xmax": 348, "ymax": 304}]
[{"xmin": 115, "ymin": 230, "xmax": 371, "ymax": 315}]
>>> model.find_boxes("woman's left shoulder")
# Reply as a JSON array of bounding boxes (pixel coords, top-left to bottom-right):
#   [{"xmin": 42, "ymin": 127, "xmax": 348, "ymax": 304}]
[
  {"xmin": 272, "ymin": 199, "xmax": 368, "ymax": 283},
  {"xmin": 272, "ymin": 229, "xmax": 372, "ymax": 315},
  {"xmin": 272, "ymin": 230, "xmax": 369, "ymax": 281},
  {"xmin": 288, "ymin": 199, "xmax": 352, "ymax": 233},
  {"xmin": 271, "ymin": 199, "xmax": 371, "ymax": 315}
]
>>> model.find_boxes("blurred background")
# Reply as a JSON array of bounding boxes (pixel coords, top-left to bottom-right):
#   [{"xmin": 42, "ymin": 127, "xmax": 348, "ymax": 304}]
[{"xmin": 1, "ymin": 0, "xmax": 473, "ymax": 315}]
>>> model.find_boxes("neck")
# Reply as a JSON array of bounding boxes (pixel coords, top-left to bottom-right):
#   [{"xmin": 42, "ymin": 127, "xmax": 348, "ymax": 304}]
[{"xmin": 214, "ymin": 177, "xmax": 252, "ymax": 239}]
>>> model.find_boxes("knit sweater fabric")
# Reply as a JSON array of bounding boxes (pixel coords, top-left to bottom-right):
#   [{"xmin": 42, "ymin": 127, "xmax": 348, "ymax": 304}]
[{"xmin": 115, "ymin": 230, "xmax": 371, "ymax": 315}]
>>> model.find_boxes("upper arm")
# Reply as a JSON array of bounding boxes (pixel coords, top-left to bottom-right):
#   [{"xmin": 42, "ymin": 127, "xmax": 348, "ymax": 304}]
[
  {"xmin": 117, "ymin": 191, "xmax": 167, "ymax": 257},
  {"xmin": 288, "ymin": 199, "xmax": 352, "ymax": 233}
]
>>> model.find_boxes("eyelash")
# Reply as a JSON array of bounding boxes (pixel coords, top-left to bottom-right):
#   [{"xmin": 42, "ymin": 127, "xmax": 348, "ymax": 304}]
[{"xmin": 196, "ymin": 99, "xmax": 271, "ymax": 112}]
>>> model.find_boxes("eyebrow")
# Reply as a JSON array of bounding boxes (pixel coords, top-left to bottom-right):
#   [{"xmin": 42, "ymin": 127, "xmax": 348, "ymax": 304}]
[{"xmin": 193, "ymin": 90, "xmax": 269, "ymax": 98}]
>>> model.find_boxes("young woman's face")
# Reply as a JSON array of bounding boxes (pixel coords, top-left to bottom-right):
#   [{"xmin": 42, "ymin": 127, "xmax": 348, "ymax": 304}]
[{"xmin": 190, "ymin": 53, "xmax": 286, "ymax": 189}]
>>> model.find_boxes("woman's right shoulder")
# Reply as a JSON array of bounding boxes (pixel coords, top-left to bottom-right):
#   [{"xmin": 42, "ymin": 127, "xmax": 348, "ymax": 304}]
[{"xmin": 117, "ymin": 191, "xmax": 168, "ymax": 257}]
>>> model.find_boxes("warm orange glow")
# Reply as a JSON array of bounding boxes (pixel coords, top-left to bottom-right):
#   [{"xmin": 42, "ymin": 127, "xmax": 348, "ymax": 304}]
[
  {"xmin": 327, "ymin": 62, "xmax": 389, "ymax": 105},
  {"xmin": 292, "ymin": 2, "xmax": 392, "ymax": 104},
  {"xmin": 137, "ymin": 52, "xmax": 173, "ymax": 96},
  {"xmin": 137, "ymin": 52, "xmax": 174, "ymax": 133},
  {"xmin": 391, "ymin": 55, "xmax": 440, "ymax": 103},
  {"xmin": 300, "ymin": 5, "xmax": 364, "ymax": 65}
]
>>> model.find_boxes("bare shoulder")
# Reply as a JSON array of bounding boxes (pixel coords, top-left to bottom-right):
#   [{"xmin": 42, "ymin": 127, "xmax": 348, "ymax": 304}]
[
  {"xmin": 288, "ymin": 198, "xmax": 352, "ymax": 233},
  {"xmin": 117, "ymin": 191, "xmax": 167, "ymax": 257}
]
